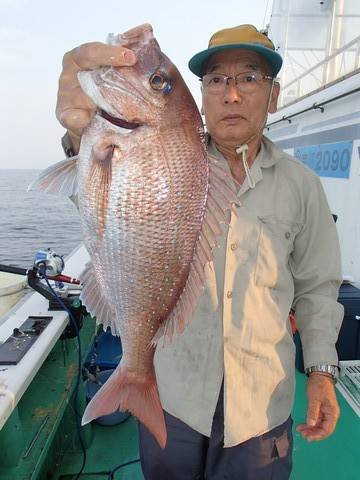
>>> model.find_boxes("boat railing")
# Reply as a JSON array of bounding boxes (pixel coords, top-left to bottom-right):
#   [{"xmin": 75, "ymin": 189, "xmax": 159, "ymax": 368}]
[{"xmin": 279, "ymin": 34, "xmax": 360, "ymax": 107}]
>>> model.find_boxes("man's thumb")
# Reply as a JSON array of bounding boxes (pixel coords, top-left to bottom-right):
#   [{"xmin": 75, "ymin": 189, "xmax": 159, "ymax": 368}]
[{"xmin": 307, "ymin": 401, "xmax": 321, "ymax": 426}]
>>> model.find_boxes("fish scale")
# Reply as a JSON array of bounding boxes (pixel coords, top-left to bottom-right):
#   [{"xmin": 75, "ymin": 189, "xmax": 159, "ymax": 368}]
[{"xmin": 28, "ymin": 23, "xmax": 239, "ymax": 448}]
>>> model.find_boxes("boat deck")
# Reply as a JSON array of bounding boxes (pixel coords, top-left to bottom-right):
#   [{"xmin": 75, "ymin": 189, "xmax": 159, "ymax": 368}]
[
  {"xmin": 0, "ymin": 307, "xmax": 357, "ymax": 479},
  {"xmin": 55, "ymin": 372, "xmax": 359, "ymax": 480},
  {"xmin": 56, "ymin": 416, "xmax": 141, "ymax": 479}
]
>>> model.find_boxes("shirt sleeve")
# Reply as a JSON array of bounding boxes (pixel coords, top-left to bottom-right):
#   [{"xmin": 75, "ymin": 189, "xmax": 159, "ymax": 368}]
[{"xmin": 289, "ymin": 173, "xmax": 344, "ymax": 369}]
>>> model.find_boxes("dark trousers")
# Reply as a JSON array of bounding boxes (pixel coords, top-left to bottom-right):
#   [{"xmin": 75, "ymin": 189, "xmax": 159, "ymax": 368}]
[{"xmin": 138, "ymin": 385, "xmax": 293, "ymax": 480}]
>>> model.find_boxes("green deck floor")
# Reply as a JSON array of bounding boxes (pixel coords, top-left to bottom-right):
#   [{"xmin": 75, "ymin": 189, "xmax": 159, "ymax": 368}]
[
  {"xmin": 56, "ymin": 416, "xmax": 143, "ymax": 479},
  {"xmin": 55, "ymin": 371, "xmax": 359, "ymax": 480},
  {"xmin": 291, "ymin": 373, "xmax": 359, "ymax": 480},
  {"xmin": 1, "ymin": 314, "xmax": 357, "ymax": 480}
]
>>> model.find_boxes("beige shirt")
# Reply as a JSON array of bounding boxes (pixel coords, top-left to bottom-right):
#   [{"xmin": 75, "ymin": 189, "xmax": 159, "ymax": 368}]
[{"xmin": 154, "ymin": 136, "xmax": 344, "ymax": 447}]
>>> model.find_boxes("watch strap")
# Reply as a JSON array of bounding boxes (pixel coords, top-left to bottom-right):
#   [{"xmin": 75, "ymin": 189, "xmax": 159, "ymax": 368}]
[{"xmin": 305, "ymin": 364, "xmax": 338, "ymax": 383}]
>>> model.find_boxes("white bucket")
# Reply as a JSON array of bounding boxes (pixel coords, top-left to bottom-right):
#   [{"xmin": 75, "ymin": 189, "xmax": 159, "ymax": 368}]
[{"xmin": 0, "ymin": 272, "xmax": 27, "ymax": 321}]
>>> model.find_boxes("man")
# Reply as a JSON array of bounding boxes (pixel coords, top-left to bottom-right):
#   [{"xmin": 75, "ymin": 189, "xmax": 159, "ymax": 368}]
[{"xmin": 57, "ymin": 25, "xmax": 344, "ymax": 480}]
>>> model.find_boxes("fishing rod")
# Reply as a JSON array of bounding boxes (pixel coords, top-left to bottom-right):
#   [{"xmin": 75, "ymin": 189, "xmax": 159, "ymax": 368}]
[{"xmin": 0, "ymin": 250, "xmax": 81, "ymax": 285}]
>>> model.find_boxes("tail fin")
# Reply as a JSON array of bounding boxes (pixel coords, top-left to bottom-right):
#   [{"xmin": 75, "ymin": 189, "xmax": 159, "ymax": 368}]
[{"xmin": 82, "ymin": 364, "xmax": 167, "ymax": 448}]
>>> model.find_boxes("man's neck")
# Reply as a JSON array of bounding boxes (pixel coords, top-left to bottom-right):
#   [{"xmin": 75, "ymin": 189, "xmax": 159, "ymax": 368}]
[{"xmin": 213, "ymin": 135, "xmax": 262, "ymax": 184}]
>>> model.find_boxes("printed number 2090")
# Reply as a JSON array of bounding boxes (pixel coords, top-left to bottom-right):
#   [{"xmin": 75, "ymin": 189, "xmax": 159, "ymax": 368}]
[
  {"xmin": 294, "ymin": 142, "xmax": 352, "ymax": 178},
  {"xmin": 314, "ymin": 148, "xmax": 350, "ymax": 172}
]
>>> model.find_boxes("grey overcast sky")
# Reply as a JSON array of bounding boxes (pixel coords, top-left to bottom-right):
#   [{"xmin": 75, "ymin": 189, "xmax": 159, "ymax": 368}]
[{"xmin": 0, "ymin": 0, "xmax": 273, "ymax": 169}]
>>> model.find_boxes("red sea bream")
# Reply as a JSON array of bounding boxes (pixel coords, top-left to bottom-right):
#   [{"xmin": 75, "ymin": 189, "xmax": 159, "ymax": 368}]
[{"xmin": 29, "ymin": 24, "xmax": 238, "ymax": 448}]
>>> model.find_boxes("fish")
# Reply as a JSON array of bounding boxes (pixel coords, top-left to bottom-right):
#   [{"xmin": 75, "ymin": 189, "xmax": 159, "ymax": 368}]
[{"xmin": 29, "ymin": 24, "xmax": 238, "ymax": 448}]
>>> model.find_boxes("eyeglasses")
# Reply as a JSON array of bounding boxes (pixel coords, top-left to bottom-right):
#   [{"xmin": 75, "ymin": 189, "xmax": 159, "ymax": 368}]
[{"xmin": 201, "ymin": 71, "xmax": 274, "ymax": 94}]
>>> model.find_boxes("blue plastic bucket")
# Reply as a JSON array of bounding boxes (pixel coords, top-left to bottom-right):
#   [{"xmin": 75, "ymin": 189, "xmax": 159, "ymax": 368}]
[
  {"xmin": 84, "ymin": 331, "xmax": 123, "ymax": 370},
  {"xmin": 85, "ymin": 369, "xmax": 130, "ymax": 426}
]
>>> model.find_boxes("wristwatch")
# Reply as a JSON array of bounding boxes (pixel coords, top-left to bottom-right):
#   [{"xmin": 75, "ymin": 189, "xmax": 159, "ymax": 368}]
[{"xmin": 305, "ymin": 364, "xmax": 339, "ymax": 383}]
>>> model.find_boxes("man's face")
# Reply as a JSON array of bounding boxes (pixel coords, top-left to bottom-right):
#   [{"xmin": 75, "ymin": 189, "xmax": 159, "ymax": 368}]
[{"xmin": 201, "ymin": 49, "xmax": 279, "ymax": 148}]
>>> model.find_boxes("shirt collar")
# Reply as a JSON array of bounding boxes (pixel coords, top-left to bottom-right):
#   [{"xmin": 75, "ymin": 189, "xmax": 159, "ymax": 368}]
[{"xmin": 207, "ymin": 135, "xmax": 280, "ymax": 196}]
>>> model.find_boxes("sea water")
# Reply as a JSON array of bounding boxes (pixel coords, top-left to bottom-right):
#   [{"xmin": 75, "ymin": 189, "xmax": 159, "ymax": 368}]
[{"xmin": 0, "ymin": 169, "xmax": 82, "ymax": 269}]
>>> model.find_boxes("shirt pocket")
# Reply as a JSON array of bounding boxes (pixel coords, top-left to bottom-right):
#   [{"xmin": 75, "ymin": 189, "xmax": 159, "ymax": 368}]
[{"xmin": 255, "ymin": 216, "xmax": 302, "ymax": 289}]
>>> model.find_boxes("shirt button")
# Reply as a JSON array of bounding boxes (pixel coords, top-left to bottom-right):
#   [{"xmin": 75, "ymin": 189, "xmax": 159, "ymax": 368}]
[
  {"xmin": 230, "ymin": 243, "xmax": 238, "ymax": 251},
  {"xmin": 226, "ymin": 291, "xmax": 233, "ymax": 299},
  {"xmin": 285, "ymin": 231, "xmax": 291, "ymax": 239}
]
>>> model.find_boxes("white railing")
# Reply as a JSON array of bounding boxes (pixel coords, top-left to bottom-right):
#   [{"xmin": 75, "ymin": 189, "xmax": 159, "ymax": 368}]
[{"xmin": 279, "ymin": 35, "xmax": 360, "ymax": 107}]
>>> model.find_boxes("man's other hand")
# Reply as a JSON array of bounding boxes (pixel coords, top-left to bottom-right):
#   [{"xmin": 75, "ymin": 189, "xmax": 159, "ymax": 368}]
[
  {"xmin": 56, "ymin": 42, "xmax": 137, "ymax": 154},
  {"xmin": 296, "ymin": 374, "xmax": 340, "ymax": 441}
]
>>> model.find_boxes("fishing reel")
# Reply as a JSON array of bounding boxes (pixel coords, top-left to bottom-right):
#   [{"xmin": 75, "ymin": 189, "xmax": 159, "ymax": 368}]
[
  {"xmin": 34, "ymin": 249, "xmax": 65, "ymax": 276},
  {"xmin": 30, "ymin": 249, "xmax": 86, "ymax": 339},
  {"xmin": 0, "ymin": 249, "xmax": 86, "ymax": 339}
]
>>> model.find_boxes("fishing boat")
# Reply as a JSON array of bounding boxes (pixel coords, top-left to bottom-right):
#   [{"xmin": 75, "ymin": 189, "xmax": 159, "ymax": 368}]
[
  {"xmin": 0, "ymin": 245, "xmax": 144, "ymax": 479},
  {"xmin": 266, "ymin": 1, "xmax": 360, "ymax": 478},
  {"xmin": 0, "ymin": 1, "xmax": 359, "ymax": 478},
  {"xmin": 267, "ymin": 0, "xmax": 360, "ymax": 289}
]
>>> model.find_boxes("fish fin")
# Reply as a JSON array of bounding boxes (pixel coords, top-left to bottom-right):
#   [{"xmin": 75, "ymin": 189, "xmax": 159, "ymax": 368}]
[
  {"xmin": 82, "ymin": 363, "xmax": 167, "ymax": 449},
  {"xmin": 86, "ymin": 142, "xmax": 114, "ymax": 242},
  {"xmin": 152, "ymin": 154, "xmax": 239, "ymax": 346},
  {"xmin": 79, "ymin": 262, "xmax": 117, "ymax": 334},
  {"xmin": 27, "ymin": 157, "xmax": 79, "ymax": 196}
]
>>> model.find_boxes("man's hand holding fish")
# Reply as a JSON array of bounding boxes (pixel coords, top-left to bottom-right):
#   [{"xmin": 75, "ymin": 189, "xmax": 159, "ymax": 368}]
[{"xmin": 56, "ymin": 41, "xmax": 137, "ymax": 154}]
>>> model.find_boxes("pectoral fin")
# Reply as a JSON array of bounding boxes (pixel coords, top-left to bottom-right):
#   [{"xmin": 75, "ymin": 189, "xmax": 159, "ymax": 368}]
[{"xmin": 27, "ymin": 156, "xmax": 78, "ymax": 197}]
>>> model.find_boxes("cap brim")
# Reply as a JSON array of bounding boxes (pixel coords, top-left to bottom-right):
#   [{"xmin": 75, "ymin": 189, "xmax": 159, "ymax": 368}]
[{"xmin": 188, "ymin": 43, "xmax": 283, "ymax": 77}]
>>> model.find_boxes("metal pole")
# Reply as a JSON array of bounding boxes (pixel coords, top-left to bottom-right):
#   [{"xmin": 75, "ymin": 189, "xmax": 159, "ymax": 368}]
[{"xmin": 324, "ymin": 0, "xmax": 338, "ymax": 84}]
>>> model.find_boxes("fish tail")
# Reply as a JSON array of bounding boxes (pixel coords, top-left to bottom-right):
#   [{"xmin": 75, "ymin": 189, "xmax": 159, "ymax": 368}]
[{"xmin": 81, "ymin": 364, "xmax": 167, "ymax": 448}]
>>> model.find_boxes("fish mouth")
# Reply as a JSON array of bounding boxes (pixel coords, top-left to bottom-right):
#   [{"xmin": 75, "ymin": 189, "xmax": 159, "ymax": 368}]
[{"xmin": 99, "ymin": 109, "xmax": 140, "ymax": 130}]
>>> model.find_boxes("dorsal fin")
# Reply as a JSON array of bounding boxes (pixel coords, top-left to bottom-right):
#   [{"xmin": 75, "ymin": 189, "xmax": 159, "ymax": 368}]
[{"xmin": 151, "ymin": 153, "xmax": 239, "ymax": 345}]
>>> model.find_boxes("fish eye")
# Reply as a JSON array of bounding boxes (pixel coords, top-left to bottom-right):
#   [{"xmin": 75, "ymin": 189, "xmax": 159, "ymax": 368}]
[{"xmin": 149, "ymin": 72, "xmax": 170, "ymax": 91}]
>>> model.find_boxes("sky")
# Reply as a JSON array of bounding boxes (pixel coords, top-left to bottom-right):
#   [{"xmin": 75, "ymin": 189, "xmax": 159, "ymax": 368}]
[{"xmin": 0, "ymin": 0, "xmax": 273, "ymax": 169}]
